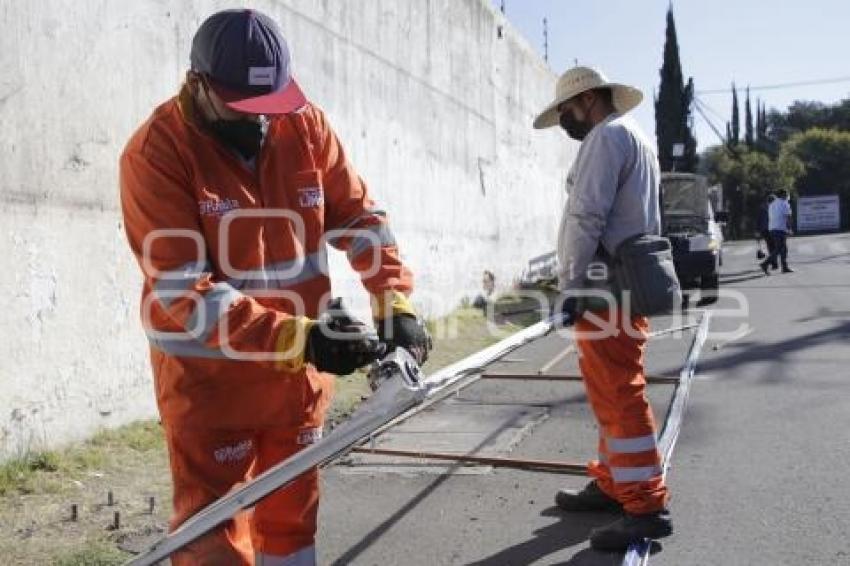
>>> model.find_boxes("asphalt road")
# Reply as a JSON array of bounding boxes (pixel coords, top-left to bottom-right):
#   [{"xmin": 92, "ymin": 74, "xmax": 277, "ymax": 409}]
[{"xmin": 318, "ymin": 232, "xmax": 850, "ymax": 566}]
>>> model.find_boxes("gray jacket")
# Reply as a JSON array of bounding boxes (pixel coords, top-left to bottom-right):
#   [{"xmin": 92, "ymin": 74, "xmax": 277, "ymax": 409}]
[{"xmin": 557, "ymin": 113, "xmax": 661, "ymax": 291}]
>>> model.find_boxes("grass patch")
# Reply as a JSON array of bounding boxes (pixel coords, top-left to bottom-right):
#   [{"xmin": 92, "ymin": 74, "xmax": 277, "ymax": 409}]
[
  {"xmin": 0, "ymin": 452, "xmax": 61, "ymax": 495},
  {"xmin": 0, "ymin": 421, "xmax": 165, "ymax": 497},
  {"xmin": 87, "ymin": 421, "xmax": 164, "ymax": 453},
  {"xmin": 53, "ymin": 540, "xmax": 126, "ymax": 566}
]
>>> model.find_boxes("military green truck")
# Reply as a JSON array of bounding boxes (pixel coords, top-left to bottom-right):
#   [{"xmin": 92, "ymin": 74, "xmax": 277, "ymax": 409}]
[{"xmin": 660, "ymin": 173, "xmax": 728, "ymax": 307}]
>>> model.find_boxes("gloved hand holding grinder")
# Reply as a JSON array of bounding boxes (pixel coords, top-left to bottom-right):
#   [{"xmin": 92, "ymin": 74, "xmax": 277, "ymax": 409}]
[{"xmin": 304, "ymin": 298, "xmax": 432, "ymax": 376}]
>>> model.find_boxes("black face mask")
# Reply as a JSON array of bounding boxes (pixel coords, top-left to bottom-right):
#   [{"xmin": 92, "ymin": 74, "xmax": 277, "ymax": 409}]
[
  {"xmin": 559, "ymin": 96, "xmax": 598, "ymax": 141},
  {"xmin": 201, "ymin": 80, "xmax": 266, "ymax": 160},
  {"xmin": 207, "ymin": 118, "xmax": 265, "ymax": 160},
  {"xmin": 559, "ymin": 111, "xmax": 592, "ymax": 141}
]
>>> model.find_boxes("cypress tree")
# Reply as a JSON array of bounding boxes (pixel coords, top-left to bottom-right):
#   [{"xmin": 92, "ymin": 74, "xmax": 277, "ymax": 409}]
[
  {"xmin": 760, "ymin": 102, "xmax": 769, "ymax": 140},
  {"xmin": 745, "ymin": 87, "xmax": 754, "ymax": 147},
  {"xmin": 731, "ymin": 83, "xmax": 740, "ymax": 145},
  {"xmin": 654, "ymin": 5, "xmax": 698, "ymax": 172}
]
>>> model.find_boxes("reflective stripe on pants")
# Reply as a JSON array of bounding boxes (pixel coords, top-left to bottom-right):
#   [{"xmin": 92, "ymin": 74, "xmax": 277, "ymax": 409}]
[{"xmin": 256, "ymin": 545, "xmax": 316, "ymax": 566}]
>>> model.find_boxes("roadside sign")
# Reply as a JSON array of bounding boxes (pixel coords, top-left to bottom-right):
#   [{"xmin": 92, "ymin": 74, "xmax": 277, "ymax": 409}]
[{"xmin": 797, "ymin": 195, "xmax": 840, "ymax": 232}]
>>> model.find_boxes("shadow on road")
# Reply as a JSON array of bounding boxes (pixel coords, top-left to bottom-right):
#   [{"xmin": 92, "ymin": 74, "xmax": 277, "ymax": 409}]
[
  {"xmin": 720, "ymin": 272, "xmax": 767, "ymax": 285},
  {"xmin": 699, "ymin": 318, "xmax": 850, "ymax": 383},
  {"xmin": 330, "ymin": 408, "xmax": 538, "ymax": 566},
  {"xmin": 793, "ymin": 252, "xmax": 850, "ymax": 265},
  {"xmin": 465, "ymin": 506, "xmax": 626, "ymax": 566}
]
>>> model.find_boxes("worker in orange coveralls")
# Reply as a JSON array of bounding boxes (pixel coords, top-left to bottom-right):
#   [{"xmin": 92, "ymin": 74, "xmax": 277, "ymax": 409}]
[
  {"xmin": 120, "ymin": 9, "xmax": 431, "ymax": 565},
  {"xmin": 533, "ymin": 66, "xmax": 672, "ymax": 552}
]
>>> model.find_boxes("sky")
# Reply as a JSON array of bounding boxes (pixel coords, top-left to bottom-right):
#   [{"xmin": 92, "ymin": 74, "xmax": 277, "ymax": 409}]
[{"xmin": 492, "ymin": 0, "xmax": 850, "ymax": 151}]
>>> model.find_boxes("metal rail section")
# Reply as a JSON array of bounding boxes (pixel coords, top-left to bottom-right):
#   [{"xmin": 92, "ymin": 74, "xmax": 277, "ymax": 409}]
[
  {"xmin": 481, "ymin": 373, "xmax": 681, "ymax": 384},
  {"xmin": 350, "ymin": 446, "xmax": 589, "ymax": 474},
  {"xmin": 622, "ymin": 311, "xmax": 712, "ymax": 566}
]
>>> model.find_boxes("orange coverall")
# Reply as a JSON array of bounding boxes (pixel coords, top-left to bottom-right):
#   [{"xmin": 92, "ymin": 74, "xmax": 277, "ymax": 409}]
[{"xmin": 120, "ymin": 85, "xmax": 412, "ymax": 563}]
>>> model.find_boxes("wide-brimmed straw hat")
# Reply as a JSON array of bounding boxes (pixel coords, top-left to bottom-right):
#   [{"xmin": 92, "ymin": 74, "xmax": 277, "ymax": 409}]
[{"xmin": 533, "ymin": 66, "xmax": 643, "ymax": 129}]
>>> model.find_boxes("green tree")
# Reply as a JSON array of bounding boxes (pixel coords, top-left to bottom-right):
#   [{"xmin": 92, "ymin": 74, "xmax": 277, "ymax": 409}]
[
  {"xmin": 767, "ymin": 97, "xmax": 850, "ymax": 142},
  {"xmin": 744, "ymin": 88, "xmax": 754, "ymax": 147},
  {"xmin": 654, "ymin": 6, "xmax": 698, "ymax": 172},
  {"xmin": 781, "ymin": 128, "xmax": 850, "ymax": 229},
  {"xmin": 730, "ymin": 83, "xmax": 740, "ymax": 145},
  {"xmin": 760, "ymin": 102, "xmax": 768, "ymax": 141},
  {"xmin": 700, "ymin": 145, "xmax": 803, "ymax": 237}
]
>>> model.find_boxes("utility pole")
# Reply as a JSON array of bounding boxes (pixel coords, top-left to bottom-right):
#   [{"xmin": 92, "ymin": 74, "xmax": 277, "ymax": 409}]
[{"xmin": 543, "ymin": 17, "xmax": 549, "ymax": 63}]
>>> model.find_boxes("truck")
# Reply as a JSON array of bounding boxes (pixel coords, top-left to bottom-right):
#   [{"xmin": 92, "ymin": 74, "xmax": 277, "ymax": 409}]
[{"xmin": 660, "ymin": 173, "xmax": 728, "ymax": 307}]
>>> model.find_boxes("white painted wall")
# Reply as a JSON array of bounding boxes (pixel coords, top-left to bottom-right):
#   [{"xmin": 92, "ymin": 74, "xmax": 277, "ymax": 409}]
[{"xmin": 0, "ymin": 0, "xmax": 575, "ymax": 458}]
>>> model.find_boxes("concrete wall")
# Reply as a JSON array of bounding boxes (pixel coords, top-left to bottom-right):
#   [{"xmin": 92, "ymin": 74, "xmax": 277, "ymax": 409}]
[{"xmin": 0, "ymin": 0, "xmax": 575, "ymax": 458}]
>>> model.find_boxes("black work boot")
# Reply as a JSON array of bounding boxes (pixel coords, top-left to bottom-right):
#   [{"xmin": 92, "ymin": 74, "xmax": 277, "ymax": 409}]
[
  {"xmin": 555, "ymin": 481, "xmax": 622, "ymax": 512},
  {"xmin": 589, "ymin": 510, "xmax": 673, "ymax": 552}
]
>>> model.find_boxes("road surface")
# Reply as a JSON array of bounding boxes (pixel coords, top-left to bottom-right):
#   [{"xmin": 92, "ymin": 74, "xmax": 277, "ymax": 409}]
[{"xmin": 318, "ymin": 233, "xmax": 850, "ymax": 565}]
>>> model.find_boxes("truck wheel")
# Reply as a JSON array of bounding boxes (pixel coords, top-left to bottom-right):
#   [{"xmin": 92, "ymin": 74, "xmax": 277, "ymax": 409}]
[{"xmin": 697, "ymin": 273, "xmax": 720, "ymax": 307}]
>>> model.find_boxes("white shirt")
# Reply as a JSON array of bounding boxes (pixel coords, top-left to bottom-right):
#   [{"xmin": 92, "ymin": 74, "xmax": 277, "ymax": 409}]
[
  {"xmin": 557, "ymin": 113, "xmax": 661, "ymax": 290},
  {"xmin": 768, "ymin": 198, "xmax": 792, "ymax": 231}
]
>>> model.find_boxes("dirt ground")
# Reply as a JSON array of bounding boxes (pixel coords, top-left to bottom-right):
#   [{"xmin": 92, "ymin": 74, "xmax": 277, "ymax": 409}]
[{"xmin": 0, "ymin": 303, "xmax": 537, "ymax": 564}]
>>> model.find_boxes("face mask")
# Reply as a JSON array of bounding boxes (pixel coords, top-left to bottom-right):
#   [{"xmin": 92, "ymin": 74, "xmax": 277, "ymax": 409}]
[
  {"xmin": 559, "ymin": 96, "xmax": 598, "ymax": 141},
  {"xmin": 207, "ymin": 118, "xmax": 265, "ymax": 160},
  {"xmin": 201, "ymin": 81, "xmax": 267, "ymax": 159},
  {"xmin": 559, "ymin": 111, "xmax": 592, "ymax": 141}
]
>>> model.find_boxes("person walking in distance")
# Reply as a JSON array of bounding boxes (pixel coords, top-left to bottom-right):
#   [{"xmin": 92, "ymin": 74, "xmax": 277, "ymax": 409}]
[
  {"xmin": 760, "ymin": 189, "xmax": 794, "ymax": 274},
  {"xmin": 756, "ymin": 193, "xmax": 778, "ymax": 269}
]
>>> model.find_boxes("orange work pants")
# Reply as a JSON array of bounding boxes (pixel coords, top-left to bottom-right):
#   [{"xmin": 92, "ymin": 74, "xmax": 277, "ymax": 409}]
[
  {"xmin": 164, "ymin": 424, "xmax": 324, "ymax": 565},
  {"xmin": 574, "ymin": 310, "xmax": 668, "ymax": 515}
]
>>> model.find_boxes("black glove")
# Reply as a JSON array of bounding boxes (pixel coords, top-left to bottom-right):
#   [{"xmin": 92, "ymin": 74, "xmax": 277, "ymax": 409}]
[
  {"xmin": 305, "ymin": 301, "xmax": 386, "ymax": 375},
  {"xmin": 552, "ymin": 294, "xmax": 579, "ymax": 328},
  {"xmin": 377, "ymin": 314, "xmax": 433, "ymax": 366}
]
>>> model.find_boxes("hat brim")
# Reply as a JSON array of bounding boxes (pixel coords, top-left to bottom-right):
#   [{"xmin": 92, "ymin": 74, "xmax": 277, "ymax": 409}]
[
  {"xmin": 212, "ymin": 78, "xmax": 307, "ymax": 115},
  {"xmin": 533, "ymin": 84, "xmax": 644, "ymax": 129}
]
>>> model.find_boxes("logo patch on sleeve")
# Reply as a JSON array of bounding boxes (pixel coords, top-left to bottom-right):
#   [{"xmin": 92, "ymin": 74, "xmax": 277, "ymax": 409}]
[{"xmin": 298, "ymin": 187, "xmax": 324, "ymax": 209}]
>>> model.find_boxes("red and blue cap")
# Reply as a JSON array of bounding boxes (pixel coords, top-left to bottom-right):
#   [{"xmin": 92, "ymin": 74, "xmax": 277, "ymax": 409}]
[{"xmin": 190, "ymin": 9, "xmax": 306, "ymax": 115}]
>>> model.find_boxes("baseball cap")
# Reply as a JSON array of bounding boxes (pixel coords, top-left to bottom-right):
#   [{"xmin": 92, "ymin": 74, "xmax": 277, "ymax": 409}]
[{"xmin": 190, "ymin": 9, "xmax": 306, "ymax": 115}]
